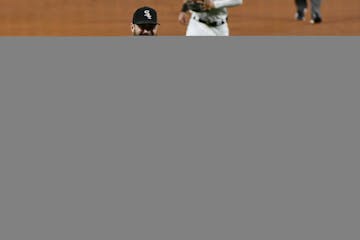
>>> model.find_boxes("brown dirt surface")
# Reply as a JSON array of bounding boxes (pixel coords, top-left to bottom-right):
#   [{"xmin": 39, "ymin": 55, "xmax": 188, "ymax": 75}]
[{"xmin": 0, "ymin": 0, "xmax": 359, "ymax": 36}]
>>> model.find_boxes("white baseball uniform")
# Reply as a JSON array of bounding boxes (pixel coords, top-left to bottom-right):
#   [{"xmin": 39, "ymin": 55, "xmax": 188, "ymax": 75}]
[{"xmin": 186, "ymin": 0, "xmax": 243, "ymax": 36}]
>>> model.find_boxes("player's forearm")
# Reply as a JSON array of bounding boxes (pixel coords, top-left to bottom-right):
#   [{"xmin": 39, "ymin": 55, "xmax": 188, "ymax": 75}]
[{"xmin": 213, "ymin": 0, "xmax": 242, "ymax": 8}]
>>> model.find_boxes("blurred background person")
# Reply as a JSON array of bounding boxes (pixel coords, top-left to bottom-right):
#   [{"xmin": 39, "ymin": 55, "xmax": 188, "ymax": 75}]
[{"xmin": 294, "ymin": 0, "xmax": 322, "ymax": 24}]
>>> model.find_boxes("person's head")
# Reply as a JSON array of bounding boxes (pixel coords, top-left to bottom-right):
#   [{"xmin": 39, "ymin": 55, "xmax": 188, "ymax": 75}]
[{"xmin": 131, "ymin": 6, "xmax": 159, "ymax": 36}]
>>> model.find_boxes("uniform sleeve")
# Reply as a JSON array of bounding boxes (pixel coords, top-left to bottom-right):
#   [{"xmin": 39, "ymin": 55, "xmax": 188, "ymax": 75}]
[{"xmin": 213, "ymin": 0, "xmax": 243, "ymax": 9}]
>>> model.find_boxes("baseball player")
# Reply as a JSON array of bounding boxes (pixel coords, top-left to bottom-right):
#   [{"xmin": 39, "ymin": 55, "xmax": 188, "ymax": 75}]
[
  {"xmin": 294, "ymin": 0, "xmax": 322, "ymax": 24},
  {"xmin": 131, "ymin": 6, "xmax": 160, "ymax": 36},
  {"xmin": 178, "ymin": 0, "xmax": 243, "ymax": 36}
]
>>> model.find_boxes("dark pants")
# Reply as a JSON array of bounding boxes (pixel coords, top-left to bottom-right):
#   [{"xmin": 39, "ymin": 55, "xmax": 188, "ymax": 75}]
[
  {"xmin": 295, "ymin": 0, "xmax": 322, "ymax": 17},
  {"xmin": 295, "ymin": 0, "xmax": 307, "ymax": 10}
]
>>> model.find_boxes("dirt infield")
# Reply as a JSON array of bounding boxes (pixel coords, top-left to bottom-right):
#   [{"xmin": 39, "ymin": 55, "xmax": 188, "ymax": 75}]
[{"xmin": 0, "ymin": 0, "xmax": 359, "ymax": 36}]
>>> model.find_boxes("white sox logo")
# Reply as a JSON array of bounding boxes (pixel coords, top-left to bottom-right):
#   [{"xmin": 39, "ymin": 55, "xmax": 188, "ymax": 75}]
[{"xmin": 144, "ymin": 10, "xmax": 152, "ymax": 20}]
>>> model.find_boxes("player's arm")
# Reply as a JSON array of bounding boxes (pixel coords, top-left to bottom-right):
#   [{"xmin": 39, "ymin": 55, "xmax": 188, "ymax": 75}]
[
  {"xmin": 211, "ymin": 0, "xmax": 243, "ymax": 9},
  {"xmin": 179, "ymin": 0, "xmax": 190, "ymax": 25}
]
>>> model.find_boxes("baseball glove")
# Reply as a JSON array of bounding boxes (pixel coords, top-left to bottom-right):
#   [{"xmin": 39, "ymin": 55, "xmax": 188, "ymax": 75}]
[{"xmin": 186, "ymin": 0, "xmax": 207, "ymax": 13}]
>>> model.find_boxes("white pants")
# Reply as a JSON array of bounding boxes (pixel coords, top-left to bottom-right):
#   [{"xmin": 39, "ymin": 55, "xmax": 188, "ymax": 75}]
[{"xmin": 186, "ymin": 16, "xmax": 230, "ymax": 36}]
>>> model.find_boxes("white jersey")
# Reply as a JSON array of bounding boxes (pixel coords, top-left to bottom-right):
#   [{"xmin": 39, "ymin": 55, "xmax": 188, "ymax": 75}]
[
  {"xmin": 186, "ymin": 0, "xmax": 243, "ymax": 36},
  {"xmin": 193, "ymin": 0, "xmax": 243, "ymax": 22}
]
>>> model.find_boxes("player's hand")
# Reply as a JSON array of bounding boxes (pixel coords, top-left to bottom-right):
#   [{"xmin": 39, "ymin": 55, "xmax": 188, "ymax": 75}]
[
  {"xmin": 178, "ymin": 12, "xmax": 188, "ymax": 25},
  {"xmin": 203, "ymin": 0, "xmax": 215, "ymax": 10}
]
